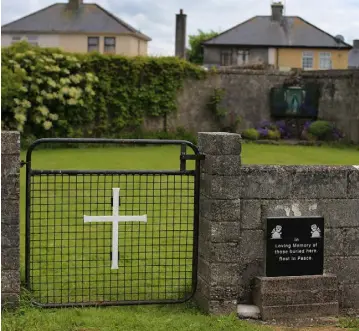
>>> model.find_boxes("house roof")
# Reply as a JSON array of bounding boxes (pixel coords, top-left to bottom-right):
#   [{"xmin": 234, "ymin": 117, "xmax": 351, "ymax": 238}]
[
  {"xmin": 349, "ymin": 48, "xmax": 359, "ymax": 68},
  {"xmin": 1, "ymin": 3, "xmax": 151, "ymax": 41},
  {"xmin": 202, "ymin": 16, "xmax": 352, "ymax": 49}
]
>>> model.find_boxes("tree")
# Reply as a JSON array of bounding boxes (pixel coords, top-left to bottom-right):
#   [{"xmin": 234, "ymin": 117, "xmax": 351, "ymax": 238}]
[{"xmin": 187, "ymin": 29, "xmax": 219, "ymax": 65}]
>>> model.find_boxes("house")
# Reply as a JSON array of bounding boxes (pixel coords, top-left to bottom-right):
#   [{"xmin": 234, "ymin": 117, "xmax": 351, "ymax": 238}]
[
  {"xmin": 202, "ymin": 2, "xmax": 352, "ymax": 70},
  {"xmin": 1, "ymin": 0, "xmax": 151, "ymax": 56},
  {"xmin": 349, "ymin": 40, "xmax": 359, "ymax": 69}
]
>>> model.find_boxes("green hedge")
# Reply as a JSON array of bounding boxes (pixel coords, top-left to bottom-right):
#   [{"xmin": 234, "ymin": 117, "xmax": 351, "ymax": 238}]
[{"xmin": 1, "ymin": 42, "xmax": 205, "ymax": 141}]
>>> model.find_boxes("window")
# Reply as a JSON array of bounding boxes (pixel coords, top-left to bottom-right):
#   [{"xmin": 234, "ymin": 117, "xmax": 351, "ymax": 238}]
[
  {"xmin": 104, "ymin": 37, "xmax": 116, "ymax": 54},
  {"xmin": 11, "ymin": 36, "xmax": 22, "ymax": 44},
  {"xmin": 302, "ymin": 51, "xmax": 314, "ymax": 70},
  {"xmin": 26, "ymin": 35, "xmax": 38, "ymax": 46},
  {"xmin": 88, "ymin": 37, "xmax": 99, "ymax": 52},
  {"xmin": 319, "ymin": 52, "xmax": 332, "ymax": 69},
  {"xmin": 221, "ymin": 51, "xmax": 232, "ymax": 66},
  {"xmin": 237, "ymin": 50, "xmax": 250, "ymax": 65}
]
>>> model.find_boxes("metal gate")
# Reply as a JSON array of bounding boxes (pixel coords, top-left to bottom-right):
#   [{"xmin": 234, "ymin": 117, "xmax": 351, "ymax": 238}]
[{"xmin": 24, "ymin": 138, "xmax": 203, "ymax": 307}]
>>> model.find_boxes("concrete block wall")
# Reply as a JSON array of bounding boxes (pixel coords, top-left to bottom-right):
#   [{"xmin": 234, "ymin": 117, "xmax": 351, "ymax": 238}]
[
  {"xmin": 196, "ymin": 132, "xmax": 242, "ymax": 314},
  {"xmin": 196, "ymin": 132, "xmax": 359, "ymax": 315},
  {"xmin": 1, "ymin": 131, "xmax": 21, "ymax": 309}
]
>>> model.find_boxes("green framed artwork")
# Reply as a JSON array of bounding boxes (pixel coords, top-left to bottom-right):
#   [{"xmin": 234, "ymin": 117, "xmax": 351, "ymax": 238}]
[{"xmin": 270, "ymin": 84, "xmax": 320, "ymax": 118}]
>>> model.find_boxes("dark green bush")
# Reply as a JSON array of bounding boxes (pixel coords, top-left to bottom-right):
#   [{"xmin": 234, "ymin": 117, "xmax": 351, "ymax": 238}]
[
  {"xmin": 241, "ymin": 128, "xmax": 260, "ymax": 140},
  {"xmin": 1, "ymin": 65, "xmax": 26, "ymax": 130},
  {"xmin": 308, "ymin": 120, "xmax": 333, "ymax": 139}
]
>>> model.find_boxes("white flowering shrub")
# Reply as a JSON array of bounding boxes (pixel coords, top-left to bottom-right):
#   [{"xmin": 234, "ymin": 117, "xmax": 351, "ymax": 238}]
[{"xmin": 2, "ymin": 42, "xmax": 98, "ymax": 136}]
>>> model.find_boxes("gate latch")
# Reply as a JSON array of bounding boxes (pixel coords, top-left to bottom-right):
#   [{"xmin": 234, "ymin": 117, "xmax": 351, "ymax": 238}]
[
  {"xmin": 180, "ymin": 154, "xmax": 205, "ymax": 161},
  {"xmin": 179, "ymin": 145, "xmax": 205, "ymax": 171}
]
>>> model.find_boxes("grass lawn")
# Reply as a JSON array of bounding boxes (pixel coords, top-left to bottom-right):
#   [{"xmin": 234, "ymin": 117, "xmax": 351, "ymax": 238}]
[
  {"xmin": 242, "ymin": 143, "xmax": 359, "ymax": 165},
  {"xmin": 2, "ymin": 143, "xmax": 359, "ymax": 331}
]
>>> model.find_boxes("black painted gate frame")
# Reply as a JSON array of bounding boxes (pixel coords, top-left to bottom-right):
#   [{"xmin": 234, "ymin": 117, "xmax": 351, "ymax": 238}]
[{"xmin": 24, "ymin": 138, "xmax": 204, "ymax": 308}]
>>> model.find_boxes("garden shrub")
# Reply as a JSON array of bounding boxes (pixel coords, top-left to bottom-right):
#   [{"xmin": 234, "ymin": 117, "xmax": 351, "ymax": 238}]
[
  {"xmin": 1, "ymin": 42, "xmax": 206, "ymax": 141},
  {"xmin": 256, "ymin": 120, "xmax": 291, "ymax": 139},
  {"xmin": 242, "ymin": 119, "xmax": 343, "ymax": 142},
  {"xmin": 1, "ymin": 65, "xmax": 26, "ymax": 130},
  {"xmin": 268, "ymin": 129, "xmax": 281, "ymax": 140},
  {"xmin": 308, "ymin": 120, "xmax": 333, "ymax": 140},
  {"xmin": 241, "ymin": 128, "xmax": 260, "ymax": 140},
  {"xmin": 3, "ymin": 48, "xmax": 98, "ymax": 137}
]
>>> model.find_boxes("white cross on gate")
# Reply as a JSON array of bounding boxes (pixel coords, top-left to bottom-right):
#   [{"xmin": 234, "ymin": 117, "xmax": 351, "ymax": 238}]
[{"xmin": 83, "ymin": 188, "xmax": 147, "ymax": 270}]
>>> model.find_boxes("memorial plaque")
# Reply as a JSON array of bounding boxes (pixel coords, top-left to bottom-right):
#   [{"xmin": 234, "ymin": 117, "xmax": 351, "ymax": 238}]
[{"xmin": 266, "ymin": 217, "xmax": 324, "ymax": 277}]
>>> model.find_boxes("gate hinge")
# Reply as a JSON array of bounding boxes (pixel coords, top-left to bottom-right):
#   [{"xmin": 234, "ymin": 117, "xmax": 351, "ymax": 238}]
[{"xmin": 20, "ymin": 160, "xmax": 28, "ymax": 168}]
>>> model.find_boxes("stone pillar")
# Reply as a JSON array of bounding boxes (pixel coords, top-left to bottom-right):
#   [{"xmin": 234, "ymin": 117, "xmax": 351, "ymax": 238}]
[
  {"xmin": 175, "ymin": 9, "xmax": 187, "ymax": 59},
  {"xmin": 195, "ymin": 132, "xmax": 242, "ymax": 315},
  {"xmin": 1, "ymin": 131, "xmax": 21, "ymax": 309}
]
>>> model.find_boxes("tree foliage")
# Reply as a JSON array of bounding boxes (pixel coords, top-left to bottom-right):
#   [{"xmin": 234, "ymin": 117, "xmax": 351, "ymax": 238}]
[
  {"xmin": 187, "ymin": 29, "xmax": 220, "ymax": 64},
  {"xmin": 1, "ymin": 42, "xmax": 206, "ymax": 140}
]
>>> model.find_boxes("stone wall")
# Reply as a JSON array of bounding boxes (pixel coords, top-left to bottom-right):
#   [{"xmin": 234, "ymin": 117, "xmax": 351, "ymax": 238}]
[
  {"xmin": 1, "ymin": 130, "xmax": 357, "ymax": 313},
  {"xmin": 143, "ymin": 69, "xmax": 359, "ymax": 144},
  {"xmin": 1, "ymin": 131, "xmax": 21, "ymax": 309},
  {"xmin": 196, "ymin": 132, "xmax": 359, "ymax": 315}
]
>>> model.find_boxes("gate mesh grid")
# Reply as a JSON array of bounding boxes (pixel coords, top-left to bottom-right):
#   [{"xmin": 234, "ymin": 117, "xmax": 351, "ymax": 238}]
[{"xmin": 29, "ymin": 172, "xmax": 195, "ymax": 306}]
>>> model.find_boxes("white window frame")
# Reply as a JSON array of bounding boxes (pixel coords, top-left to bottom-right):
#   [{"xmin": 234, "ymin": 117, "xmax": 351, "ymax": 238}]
[
  {"xmin": 237, "ymin": 50, "xmax": 250, "ymax": 65},
  {"xmin": 11, "ymin": 36, "xmax": 22, "ymax": 44},
  {"xmin": 220, "ymin": 50, "xmax": 232, "ymax": 66},
  {"xmin": 319, "ymin": 52, "xmax": 332, "ymax": 70},
  {"xmin": 302, "ymin": 51, "xmax": 314, "ymax": 70},
  {"xmin": 104, "ymin": 37, "xmax": 116, "ymax": 54},
  {"xmin": 26, "ymin": 35, "xmax": 39, "ymax": 46},
  {"xmin": 88, "ymin": 37, "xmax": 99, "ymax": 52}
]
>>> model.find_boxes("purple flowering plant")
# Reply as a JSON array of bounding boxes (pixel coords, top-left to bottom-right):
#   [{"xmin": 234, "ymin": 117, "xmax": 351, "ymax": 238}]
[
  {"xmin": 257, "ymin": 127, "xmax": 269, "ymax": 138},
  {"xmin": 303, "ymin": 120, "xmax": 312, "ymax": 130},
  {"xmin": 248, "ymin": 119, "xmax": 343, "ymax": 142},
  {"xmin": 255, "ymin": 120, "xmax": 290, "ymax": 139}
]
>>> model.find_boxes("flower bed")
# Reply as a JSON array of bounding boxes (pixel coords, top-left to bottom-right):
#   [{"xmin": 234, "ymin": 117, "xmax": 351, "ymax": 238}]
[{"xmin": 241, "ymin": 119, "xmax": 344, "ymax": 142}]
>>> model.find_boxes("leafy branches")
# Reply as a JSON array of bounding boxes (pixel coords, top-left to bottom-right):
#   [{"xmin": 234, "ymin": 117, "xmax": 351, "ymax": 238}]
[
  {"xmin": 207, "ymin": 88, "xmax": 227, "ymax": 119},
  {"xmin": 1, "ymin": 42, "xmax": 206, "ymax": 139},
  {"xmin": 187, "ymin": 29, "xmax": 219, "ymax": 65}
]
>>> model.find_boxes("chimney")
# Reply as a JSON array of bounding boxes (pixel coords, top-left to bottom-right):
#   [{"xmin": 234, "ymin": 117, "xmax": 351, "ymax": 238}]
[
  {"xmin": 175, "ymin": 9, "xmax": 187, "ymax": 59},
  {"xmin": 354, "ymin": 40, "xmax": 359, "ymax": 49},
  {"xmin": 67, "ymin": 0, "xmax": 83, "ymax": 11},
  {"xmin": 271, "ymin": 2, "xmax": 284, "ymax": 21}
]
